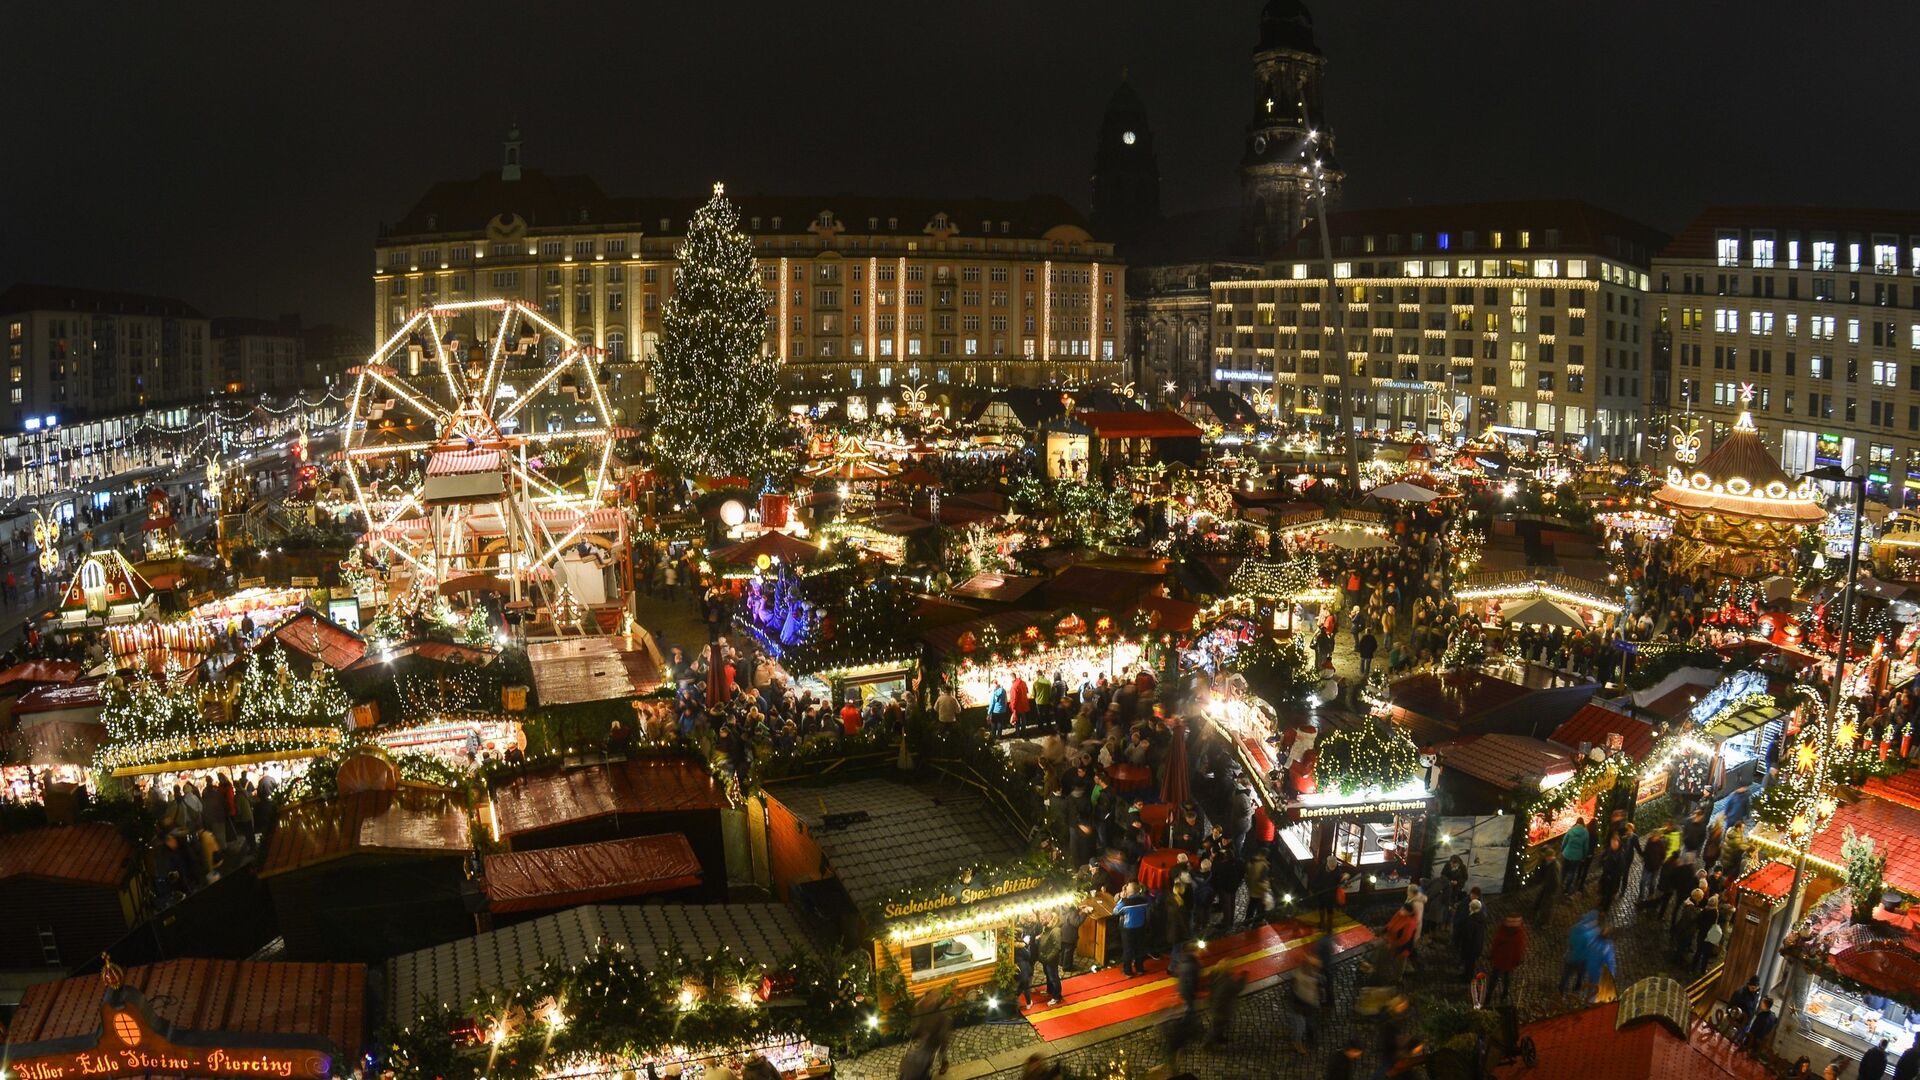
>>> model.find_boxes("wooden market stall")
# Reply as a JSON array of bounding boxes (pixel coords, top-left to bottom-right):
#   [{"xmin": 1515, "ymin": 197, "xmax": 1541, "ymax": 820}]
[
  {"xmin": 765, "ymin": 776, "xmax": 1062, "ymax": 1001},
  {"xmin": 486, "ymin": 756, "xmax": 731, "ymax": 900},
  {"xmin": 260, "ymin": 776, "xmax": 474, "ymax": 962},
  {"xmin": 0, "ymin": 823, "xmax": 143, "ymax": 969},
  {"xmin": 1, "ymin": 956, "xmax": 367, "ymax": 1080}
]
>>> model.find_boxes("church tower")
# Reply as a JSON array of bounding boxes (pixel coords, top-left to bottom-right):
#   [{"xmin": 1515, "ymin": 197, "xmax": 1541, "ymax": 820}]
[
  {"xmin": 1240, "ymin": 0, "xmax": 1341, "ymax": 255},
  {"xmin": 1089, "ymin": 74, "xmax": 1162, "ymax": 246}
]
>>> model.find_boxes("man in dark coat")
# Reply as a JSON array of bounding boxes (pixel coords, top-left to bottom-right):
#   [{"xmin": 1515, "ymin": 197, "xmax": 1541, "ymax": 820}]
[
  {"xmin": 1455, "ymin": 898, "xmax": 1488, "ymax": 982},
  {"xmin": 1860, "ymin": 1037, "xmax": 1891, "ymax": 1080}
]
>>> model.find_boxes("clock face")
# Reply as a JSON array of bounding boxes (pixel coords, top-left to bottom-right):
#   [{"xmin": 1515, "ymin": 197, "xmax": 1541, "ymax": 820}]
[
  {"xmin": 1122, "ymin": 130, "xmax": 1137, "ymax": 146},
  {"xmin": 1253, "ymin": 134, "xmax": 1269, "ymax": 155}
]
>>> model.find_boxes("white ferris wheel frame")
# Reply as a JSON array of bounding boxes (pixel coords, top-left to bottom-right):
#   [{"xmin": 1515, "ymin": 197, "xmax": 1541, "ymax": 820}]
[{"xmin": 339, "ymin": 298, "xmax": 620, "ymax": 597}]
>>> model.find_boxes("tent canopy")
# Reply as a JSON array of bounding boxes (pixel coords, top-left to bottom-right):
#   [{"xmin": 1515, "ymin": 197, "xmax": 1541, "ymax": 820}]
[
  {"xmin": 1370, "ymin": 481, "xmax": 1442, "ymax": 503},
  {"xmin": 711, "ymin": 530, "xmax": 822, "ymax": 567},
  {"xmin": 1500, "ymin": 596, "xmax": 1587, "ymax": 630}
]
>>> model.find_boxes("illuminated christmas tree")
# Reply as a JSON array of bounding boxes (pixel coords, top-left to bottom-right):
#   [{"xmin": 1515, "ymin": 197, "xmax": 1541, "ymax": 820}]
[{"xmin": 653, "ymin": 183, "xmax": 781, "ymax": 479}]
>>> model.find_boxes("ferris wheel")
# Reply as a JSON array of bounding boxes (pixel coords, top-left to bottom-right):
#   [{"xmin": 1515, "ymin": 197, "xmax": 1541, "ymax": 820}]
[{"xmin": 338, "ymin": 298, "xmax": 629, "ymax": 612}]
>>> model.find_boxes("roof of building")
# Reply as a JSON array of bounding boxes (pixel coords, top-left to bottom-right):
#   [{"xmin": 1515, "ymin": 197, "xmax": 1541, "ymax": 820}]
[
  {"xmin": 1737, "ymin": 860, "xmax": 1796, "ymax": 903},
  {"xmin": 1076, "ymin": 410, "xmax": 1204, "ymax": 440},
  {"xmin": 0, "ymin": 823, "xmax": 133, "ymax": 889},
  {"xmin": 781, "ymin": 777, "xmax": 1023, "ymax": 913},
  {"xmin": 482, "ymin": 833, "xmax": 702, "ymax": 914},
  {"xmin": 383, "ymin": 172, "xmax": 1095, "ymax": 242},
  {"xmin": 258, "ymin": 609, "xmax": 367, "ymax": 671},
  {"xmin": 1387, "ymin": 669, "xmax": 1534, "ymax": 744},
  {"xmin": 1489, "ymin": 987, "xmax": 1770, "ymax": 1079},
  {"xmin": 526, "ymin": 635, "xmax": 664, "ymax": 706},
  {"xmin": 489, "ymin": 757, "xmax": 728, "ymax": 840},
  {"xmin": 1551, "ymin": 703, "xmax": 1658, "ymax": 760},
  {"xmin": 261, "ymin": 787, "xmax": 471, "ymax": 878},
  {"xmin": 0, "ymin": 659, "xmax": 84, "ymax": 693},
  {"xmin": 384, "ymin": 902, "xmax": 812, "ymax": 1025},
  {"xmin": 1259, "ymin": 0, "xmax": 1322, "ymax": 54},
  {"xmin": 0, "ymin": 283, "xmax": 206, "ymax": 320},
  {"xmin": 1280, "ymin": 199, "xmax": 1668, "ymax": 266},
  {"xmin": 4, "ymin": 958, "xmax": 366, "ymax": 1060},
  {"xmin": 1039, "ymin": 563, "xmax": 1167, "ymax": 612},
  {"xmin": 1810, "ymin": 794, "xmax": 1920, "ymax": 894},
  {"xmin": 949, "ymin": 571, "xmax": 1048, "ymax": 605},
  {"xmin": 11, "ymin": 676, "xmax": 108, "ymax": 716},
  {"xmin": 1652, "ymin": 413, "xmax": 1827, "ymax": 524},
  {"xmin": 1434, "ymin": 733, "xmax": 1577, "ymax": 792},
  {"xmin": 1659, "ymin": 204, "xmax": 1920, "ymax": 262},
  {"xmin": 211, "ymin": 314, "xmax": 302, "ymax": 338}
]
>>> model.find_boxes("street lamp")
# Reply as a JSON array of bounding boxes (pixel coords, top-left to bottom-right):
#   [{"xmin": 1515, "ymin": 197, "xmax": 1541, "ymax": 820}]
[{"xmin": 1757, "ymin": 462, "xmax": 1867, "ymax": 994}]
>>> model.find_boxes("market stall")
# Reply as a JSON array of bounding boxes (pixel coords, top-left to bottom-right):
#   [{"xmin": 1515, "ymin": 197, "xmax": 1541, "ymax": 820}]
[
  {"xmin": 56, "ymin": 549, "xmax": 157, "ymax": 628},
  {"xmin": 1782, "ymin": 889, "xmax": 1920, "ymax": 1062},
  {"xmin": 941, "ymin": 611, "xmax": 1151, "ymax": 710},
  {"xmin": 1275, "ymin": 716, "xmax": 1436, "ymax": 896}
]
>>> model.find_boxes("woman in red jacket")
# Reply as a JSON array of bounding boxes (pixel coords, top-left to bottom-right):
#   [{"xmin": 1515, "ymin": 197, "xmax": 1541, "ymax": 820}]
[{"xmin": 1486, "ymin": 913, "xmax": 1527, "ymax": 1003}]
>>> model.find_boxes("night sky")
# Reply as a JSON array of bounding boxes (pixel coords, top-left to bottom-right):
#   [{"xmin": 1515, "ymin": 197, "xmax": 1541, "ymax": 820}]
[{"xmin": 4, "ymin": 1, "xmax": 1916, "ymax": 332}]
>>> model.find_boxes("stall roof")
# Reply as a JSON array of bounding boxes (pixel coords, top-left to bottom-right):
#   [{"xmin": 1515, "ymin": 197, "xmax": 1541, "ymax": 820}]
[
  {"xmin": 1075, "ymin": 410, "xmax": 1203, "ymax": 440},
  {"xmin": 711, "ymin": 530, "xmax": 823, "ymax": 567},
  {"xmin": 262, "ymin": 787, "xmax": 472, "ymax": 878},
  {"xmin": 1551, "ymin": 704, "xmax": 1657, "ymax": 760},
  {"xmin": 782, "ymin": 777, "xmax": 1023, "ymax": 913},
  {"xmin": 1434, "ymin": 734, "xmax": 1576, "ymax": 792},
  {"xmin": 527, "ymin": 634, "xmax": 664, "ymax": 706},
  {"xmin": 0, "ymin": 659, "xmax": 82, "ymax": 693},
  {"xmin": 1387, "ymin": 669, "xmax": 1533, "ymax": 744},
  {"xmin": 1736, "ymin": 860, "xmax": 1796, "ymax": 904},
  {"xmin": 1040, "ymin": 563, "xmax": 1166, "ymax": 611},
  {"xmin": 1489, "ymin": 984, "xmax": 1769, "ymax": 1079},
  {"xmin": 11, "ymin": 677, "xmax": 108, "ymax": 716},
  {"xmin": 384, "ymin": 902, "xmax": 812, "ymax": 1026},
  {"xmin": 1131, "ymin": 594, "xmax": 1202, "ymax": 634},
  {"xmin": 1866, "ymin": 770, "xmax": 1920, "ymax": 811},
  {"xmin": 4, "ymin": 958, "xmax": 366, "ymax": 1061},
  {"xmin": 0, "ymin": 823, "xmax": 132, "ymax": 889},
  {"xmin": 1705, "ymin": 703, "xmax": 1787, "ymax": 741},
  {"xmin": 490, "ymin": 757, "xmax": 728, "ymax": 840},
  {"xmin": 950, "ymin": 571, "xmax": 1047, "ymax": 605},
  {"xmin": 259, "ymin": 609, "xmax": 367, "ymax": 671},
  {"xmin": 483, "ymin": 833, "xmax": 702, "ymax": 913},
  {"xmin": 1809, "ymin": 794, "xmax": 1920, "ymax": 895}
]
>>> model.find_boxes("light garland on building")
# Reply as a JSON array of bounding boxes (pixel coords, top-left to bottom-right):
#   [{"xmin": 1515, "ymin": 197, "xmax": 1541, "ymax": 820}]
[{"xmin": 884, "ymin": 890, "xmax": 1079, "ymax": 945}]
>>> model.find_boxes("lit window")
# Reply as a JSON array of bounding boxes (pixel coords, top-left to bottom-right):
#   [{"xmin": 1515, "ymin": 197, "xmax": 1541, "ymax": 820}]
[
  {"xmin": 1751, "ymin": 236, "xmax": 1775, "ymax": 268},
  {"xmin": 1813, "ymin": 240, "xmax": 1836, "ymax": 271},
  {"xmin": 1716, "ymin": 233, "xmax": 1740, "ymax": 267}
]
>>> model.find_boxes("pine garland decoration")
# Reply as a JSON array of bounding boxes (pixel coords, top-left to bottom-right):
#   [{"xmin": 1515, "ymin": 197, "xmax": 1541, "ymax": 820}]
[
  {"xmin": 653, "ymin": 183, "xmax": 782, "ymax": 480},
  {"xmin": 1314, "ymin": 718, "xmax": 1422, "ymax": 798}
]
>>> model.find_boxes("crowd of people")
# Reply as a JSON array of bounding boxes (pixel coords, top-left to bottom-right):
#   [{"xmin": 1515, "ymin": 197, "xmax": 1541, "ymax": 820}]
[{"xmin": 134, "ymin": 768, "xmax": 279, "ymax": 906}]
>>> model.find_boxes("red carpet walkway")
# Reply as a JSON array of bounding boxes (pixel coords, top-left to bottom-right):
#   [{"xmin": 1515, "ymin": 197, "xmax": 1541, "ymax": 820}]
[{"xmin": 1021, "ymin": 916, "xmax": 1375, "ymax": 1041}]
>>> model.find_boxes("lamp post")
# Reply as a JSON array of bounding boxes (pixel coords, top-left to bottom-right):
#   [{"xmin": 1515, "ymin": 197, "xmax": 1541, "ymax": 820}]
[{"xmin": 1758, "ymin": 462, "xmax": 1866, "ymax": 994}]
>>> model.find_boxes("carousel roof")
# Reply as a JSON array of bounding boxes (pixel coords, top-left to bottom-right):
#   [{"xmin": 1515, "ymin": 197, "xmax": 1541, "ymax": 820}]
[{"xmin": 1652, "ymin": 409, "xmax": 1825, "ymax": 524}]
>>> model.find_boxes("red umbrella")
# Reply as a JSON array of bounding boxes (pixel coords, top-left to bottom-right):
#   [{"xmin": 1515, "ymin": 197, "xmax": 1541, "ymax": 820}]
[{"xmin": 1159, "ymin": 718, "xmax": 1191, "ymax": 844}]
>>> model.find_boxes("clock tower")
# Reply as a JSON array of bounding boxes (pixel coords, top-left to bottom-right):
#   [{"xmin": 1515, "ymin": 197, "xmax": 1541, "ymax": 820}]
[
  {"xmin": 1090, "ymin": 74, "xmax": 1162, "ymax": 246},
  {"xmin": 1240, "ymin": 0, "xmax": 1341, "ymax": 256}
]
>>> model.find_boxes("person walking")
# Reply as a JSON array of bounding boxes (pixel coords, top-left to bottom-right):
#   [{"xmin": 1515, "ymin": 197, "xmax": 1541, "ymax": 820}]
[
  {"xmin": 1892, "ymin": 1038, "xmax": 1920, "ymax": 1080},
  {"xmin": 1037, "ymin": 912, "xmax": 1067, "ymax": 1007},
  {"xmin": 1357, "ymin": 631, "xmax": 1378, "ymax": 679},
  {"xmin": 1559, "ymin": 911, "xmax": 1599, "ymax": 995},
  {"xmin": 1860, "ymin": 1037, "xmax": 1892, "ymax": 1080},
  {"xmin": 1116, "ymin": 883, "xmax": 1152, "ymax": 977},
  {"xmin": 1487, "ymin": 914, "xmax": 1527, "ymax": 1003},
  {"xmin": 1560, "ymin": 817, "xmax": 1593, "ymax": 894},
  {"xmin": 1169, "ymin": 940, "xmax": 1200, "ymax": 1018},
  {"xmin": 1744, "ymin": 996, "xmax": 1780, "ymax": 1057},
  {"xmin": 1207, "ymin": 967, "xmax": 1245, "ymax": 1047},
  {"xmin": 1456, "ymin": 897, "xmax": 1488, "ymax": 984},
  {"xmin": 1288, "ymin": 952, "xmax": 1324, "ymax": 1054}
]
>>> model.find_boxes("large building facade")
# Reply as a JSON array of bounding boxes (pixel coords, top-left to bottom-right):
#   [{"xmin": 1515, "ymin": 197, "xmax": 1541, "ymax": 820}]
[
  {"xmin": 1653, "ymin": 207, "xmax": 1920, "ymax": 505},
  {"xmin": 1209, "ymin": 201, "xmax": 1664, "ymax": 460},
  {"xmin": 1, "ymin": 283, "xmax": 211, "ymax": 433},
  {"xmin": 213, "ymin": 315, "xmax": 305, "ymax": 398},
  {"xmin": 375, "ymin": 138, "xmax": 1123, "ymax": 422}
]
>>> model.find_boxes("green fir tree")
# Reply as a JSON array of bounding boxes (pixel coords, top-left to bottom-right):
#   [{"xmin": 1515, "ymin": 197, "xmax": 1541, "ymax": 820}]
[{"xmin": 653, "ymin": 182, "xmax": 781, "ymax": 479}]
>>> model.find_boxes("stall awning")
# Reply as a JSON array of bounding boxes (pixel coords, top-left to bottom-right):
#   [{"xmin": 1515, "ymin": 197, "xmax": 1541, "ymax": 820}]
[
  {"xmin": 483, "ymin": 834, "xmax": 702, "ymax": 913},
  {"xmin": 1706, "ymin": 704, "xmax": 1786, "ymax": 741}
]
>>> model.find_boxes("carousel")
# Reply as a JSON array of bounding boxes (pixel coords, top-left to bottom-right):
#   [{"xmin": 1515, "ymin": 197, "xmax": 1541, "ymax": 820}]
[{"xmin": 1653, "ymin": 393, "xmax": 1826, "ymax": 576}]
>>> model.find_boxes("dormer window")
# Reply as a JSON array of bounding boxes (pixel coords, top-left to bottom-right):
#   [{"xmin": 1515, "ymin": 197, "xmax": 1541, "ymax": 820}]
[
  {"xmin": 751, "ymin": 217, "xmax": 761, "ymax": 229},
  {"xmin": 1001, "ymin": 221, "xmax": 1010, "ymax": 234},
  {"xmin": 660, "ymin": 218, "xmax": 670, "ymax": 232},
  {"xmin": 888, "ymin": 217, "xmax": 898, "ymax": 230},
  {"xmin": 933, "ymin": 213, "xmax": 949, "ymax": 230},
  {"xmin": 817, "ymin": 211, "xmax": 833, "ymax": 228}
]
